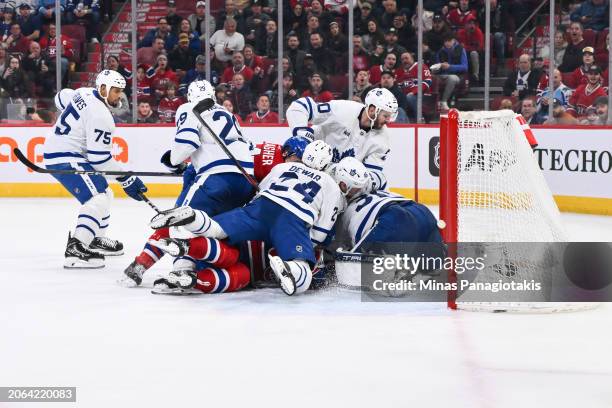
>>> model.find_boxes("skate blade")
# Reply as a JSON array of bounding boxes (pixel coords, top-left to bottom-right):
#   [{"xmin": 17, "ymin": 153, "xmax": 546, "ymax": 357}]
[
  {"xmin": 117, "ymin": 275, "xmax": 140, "ymax": 287},
  {"xmin": 151, "ymin": 287, "xmax": 203, "ymax": 296},
  {"xmin": 148, "ymin": 239, "xmax": 181, "ymax": 257},
  {"xmin": 64, "ymin": 257, "xmax": 105, "ymax": 269},
  {"xmin": 268, "ymin": 255, "xmax": 296, "ymax": 296},
  {"xmin": 90, "ymin": 249, "xmax": 125, "ymax": 257}
]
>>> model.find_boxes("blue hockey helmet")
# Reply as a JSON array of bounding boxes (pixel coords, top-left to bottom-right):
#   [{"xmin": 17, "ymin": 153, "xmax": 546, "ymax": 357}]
[{"xmin": 281, "ymin": 136, "xmax": 311, "ymax": 160}]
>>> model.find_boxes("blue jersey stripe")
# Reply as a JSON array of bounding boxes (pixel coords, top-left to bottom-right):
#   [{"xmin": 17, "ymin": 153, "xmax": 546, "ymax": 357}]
[
  {"xmin": 213, "ymin": 268, "xmax": 227, "ymax": 293},
  {"xmin": 355, "ymin": 200, "xmax": 386, "ymax": 242},
  {"xmin": 177, "ymin": 127, "xmax": 199, "ymax": 137},
  {"xmin": 88, "ymin": 155, "xmax": 112, "ymax": 165},
  {"xmin": 87, "ymin": 150, "xmax": 112, "ymax": 156},
  {"xmin": 175, "ymin": 138, "xmax": 200, "ymax": 149},
  {"xmin": 78, "ymin": 214, "xmax": 101, "ymax": 228},
  {"xmin": 265, "ymin": 193, "xmax": 315, "ymax": 222},
  {"xmin": 364, "ymin": 163, "xmax": 384, "ymax": 171},
  {"xmin": 305, "ymin": 97, "xmax": 314, "ymax": 121},
  {"xmin": 43, "ymin": 152, "xmax": 85, "ymax": 160},
  {"xmin": 312, "ymin": 225, "xmax": 331, "ymax": 234}
]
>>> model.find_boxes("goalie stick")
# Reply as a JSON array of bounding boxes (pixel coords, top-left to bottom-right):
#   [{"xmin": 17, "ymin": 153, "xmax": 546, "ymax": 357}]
[
  {"xmin": 12, "ymin": 148, "xmax": 183, "ymax": 178},
  {"xmin": 192, "ymin": 99, "xmax": 260, "ymax": 192}
]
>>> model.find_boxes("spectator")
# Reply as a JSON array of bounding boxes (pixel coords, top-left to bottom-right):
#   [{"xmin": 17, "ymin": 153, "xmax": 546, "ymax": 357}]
[
  {"xmin": 369, "ymin": 52, "xmax": 397, "ymax": 85},
  {"xmin": 411, "ymin": 3, "xmax": 434, "ymax": 33},
  {"xmin": 221, "ymin": 98, "xmax": 243, "ymax": 124},
  {"xmin": 383, "ymin": 27, "xmax": 407, "ymax": 65},
  {"xmin": 245, "ymin": 0, "xmax": 270, "ymax": 43},
  {"xmin": 38, "ymin": 0, "xmax": 65, "ymax": 25},
  {"xmin": 65, "ymin": 0, "xmax": 101, "ymax": 42},
  {"xmin": 244, "ymin": 94, "xmax": 279, "ymax": 123},
  {"xmin": 179, "ymin": 54, "xmax": 218, "ymax": 95},
  {"xmin": 168, "ymin": 33, "xmax": 198, "ymax": 74},
  {"xmin": 39, "ymin": 23, "xmax": 72, "ymax": 81},
  {"xmin": 16, "ymin": 3, "xmax": 41, "ymax": 41},
  {"xmin": 352, "ymin": 34, "xmax": 370, "ymax": 73},
  {"xmin": 539, "ymin": 30, "xmax": 568, "ymax": 68},
  {"xmin": 137, "ymin": 99, "xmax": 159, "ymax": 123},
  {"xmin": 286, "ymin": 3, "xmax": 306, "ymax": 34},
  {"xmin": 243, "ymin": 44, "xmax": 265, "ymax": 76},
  {"xmin": 498, "ymin": 98, "xmax": 514, "ymax": 110},
  {"xmin": 423, "ymin": 14, "xmax": 451, "ymax": 65},
  {"xmin": 255, "ymin": 19, "xmax": 278, "ymax": 58},
  {"xmin": 570, "ymin": 0, "xmax": 608, "ymax": 31},
  {"xmin": 308, "ymin": 32, "xmax": 335, "ymax": 74},
  {"xmin": 138, "ymin": 17, "xmax": 174, "ymax": 49},
  {"xmin": 268, "ymin": 72, "xmax": 298, "ymax": 113},
  {"xmin": 165, "ymin": 18, "xmax": 201, "ymax": 53},
  {"xmin": 477, "ymin": 0, "xmax": 509, "ymax": 73},
  {"xmin": 226, "ymin": 72, "xmax": 255, "ymax": 119},
  {"xmin": 519, "ymin": 97, "xmax": 542, "ymax": 124},
  {"xmin": 535, "ymin": 69, "xmax": 573, "ymax": 122},
  {"xmin": 147, "ymin": 54, "xmax": 178, "ymax": 99},
  {"xmin": 300, "ymin": 15, "xmax": 321, "ymax": 49},
  {"xmin": 22, "ymin": 41, "xmax": 54, "ymax": 96},
  {"xmin": 108, "ymin": 91, "xmax": 130, "ymax": 123},
  {"xmin": 567, "ymin": 65, "xmax": 607, "ymax": 117},
  {"xmin": 301, "ymin": 71, "xmax": 333, "ymax": 102},
  {"xmin": 379, "ymin": 70, "xmax": 408, "ymax": 121},
  {"xmin": 392, "ymin": 14, "xmax": 416, "ymax": 53},
  {"xmin": 380, "ymin": 0, "xmax": 408, "ymax": 31},
  {"xmin": 137, "ymin": 36, "xmax": 166, "ymax": 66},
  {"xmin": 446, "ymin": 0, "xmax": 476, "ymax": 29},
  {"xmin": 2, "ymin": 55, "xmax": 32, "ymax": 98},
  {"xmin": 544, "ymin": 99, "xmax": 579, "ymax": 125},
  {"xmin": 189, "ymin": 1, "xmax": 216, "ymax": 41},
  {"xmin": 285, "ymin": 33, "xmax": 306, "ymax": 79},
  {"xmin": 105, "ymin": 55, "xmax": 133, "ymax": 90},
  {"xmin": 594, "ymin": 95, "xmax": 608, "ymax": 123},
  {"xmin": 580, "ymin": 106, "xmax": 600, "ymax": 124},
  {"xmin": 0, "ymin": 47, "xmax": 6, "ymax": 74},
  {"xmin": 503, "ymin": 54, "xmax": 547, "ymax": 100},
  {"xmin": 326, "ymin": 21, "xmax": 347, "ymax": 56},
  {"xmin": 352, "ymin": 69, "xmax": 371, "ymax": 102},
  {"xmin": 396, "ymin": 51, "xmax": 432, "ymax": 120},
  {"xmin": 0, "ymin": 6, "xmax": 15, "ymax": 42},
  {"xmin": 158, "ymin": 83, "xmax": 184, "ymax": 123},
  {"xmin": 354, "ymin": 1, "xmax": 374, "ymax": 36},
  {"xmin": 216, "ymin": 0, "xmax": 245, "ymax": 35},
  {"xmin": 559, "ymin": 22, "xmax": 592, "ymax": 73},
  {"xmin": 308, "ymin": 0, "xmax": 332, "ymax": 29},
  {"xmin": 567, "ymin": 46, "xmax": 596, "ymax": 89},
  {"xmin": 4, "ymin": 22, "xmax": 30, "ymax": 54},
  {"xmin": 165, "ymin": 0, "xmax": 182, "ymax": 32},
  {"xmin": 456, "ymin": 16, "xmax": 483, "ymax": 82},
  {"xmin": 210, "ymin": 17, "xmax": 245, "ymax": 68},
  {"xmin": 433, "ymin": 33, "xmax": 468, "ymax": 110},
  {"xmin": 296, "ymin": 53, "xmax": 317, "ymax": 91},
  {"xmin": 361, "ymin": 19, "xmax": 385, "ymax": 54},
  {"xmin": 135, "ymin": 64, "xmax": 153, "ymax": 99},
  {"xmin": 268, "ymin": 56, "xmax": 293, "ymax": 90},
  {"xmin": 222, "ymin": 50, "xmax": 253, "ymax": 84}
]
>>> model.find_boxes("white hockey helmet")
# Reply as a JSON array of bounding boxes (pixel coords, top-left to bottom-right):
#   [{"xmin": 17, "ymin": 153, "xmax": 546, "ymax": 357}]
[
  {"xmin": 302, "ymin": 140, "xmax": 333, "ymax": 171},
  {"xmin": 95, "ymin": 69, "xmax": 126, "ymax": 107},
  {"xmin": 364, "ymin": 87, "xmax": 399, "ymax": 124},
  {"xmin": 54, "ymin": 88, "xmax": 75, "ymax": 111},
  {"xmin": 332, "ymin": 157, "xmax": 370, "ymax": 199},
  {"xmin": 187, "ymin": 79, "xmax": 216, "ymax": 103}
]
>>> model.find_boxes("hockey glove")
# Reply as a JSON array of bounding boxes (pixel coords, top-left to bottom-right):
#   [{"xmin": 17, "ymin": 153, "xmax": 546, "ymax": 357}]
[
  {"xmin": 293, "ymin": 127, "xmax": 315, "ymax": 141},
  {"xmin": 117, "ymin": 175, "xmax": 148, "ymax": 201},
  {"xmin": 161, "ymin": 150, "xmax": 188, "ymax": 175}
]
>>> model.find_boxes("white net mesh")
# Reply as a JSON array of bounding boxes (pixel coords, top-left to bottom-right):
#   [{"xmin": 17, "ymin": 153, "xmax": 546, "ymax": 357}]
[{"xmin": 451, "ymin": 110, "xmax": 595, "ymax": 312}]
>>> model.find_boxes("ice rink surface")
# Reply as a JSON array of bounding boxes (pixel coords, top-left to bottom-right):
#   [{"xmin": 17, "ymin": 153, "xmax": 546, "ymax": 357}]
[{"xmin": 0, "ymin": 198, "xmax": 611, "ymax": 408}]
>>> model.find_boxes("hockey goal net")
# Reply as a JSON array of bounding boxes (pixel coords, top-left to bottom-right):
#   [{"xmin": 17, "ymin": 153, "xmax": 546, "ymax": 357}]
[{"xmin": 439, "ymin": 109, "xmax": 594, "ymax": 313}]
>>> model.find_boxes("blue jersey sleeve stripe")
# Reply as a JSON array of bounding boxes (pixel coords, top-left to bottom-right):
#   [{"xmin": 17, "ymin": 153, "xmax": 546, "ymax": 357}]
[
  {"xmin": 213, "ymin": 268, "xmax": 228, "ymax": 293},
  {"xmin": 87, "ymin": 150, "xmax": 112, "ymax": 156},
  {"xmin": 364, "ymin": 163, "xmax": 384, "ymax": 171},
  {"xmin": 58, "ymin": 94, "xmax": 66, "ymax": 110},
  {"xmin": 312, "ymin": 225, "xmax": 331, "ymax": 234},
  {"xmin": 355, "ymin": 200, "xmax": 386, "ymax": 242},
  {"xmin": 177, "ymin": 127, "xmax": 199, "ymax": 137},
  {"xmin": 305, "ymin": 97, "xmax": 314, "ymax": 121},
  {"xmin": 174, "ymin": 138, "xmax": 200, "ymax": 149}
]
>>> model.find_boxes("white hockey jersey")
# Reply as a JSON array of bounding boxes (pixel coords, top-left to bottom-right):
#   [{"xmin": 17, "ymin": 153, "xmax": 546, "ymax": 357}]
[
  {"xmin": 171, "ymin": 102, "xmax": 254, "ymax": 176},
  {"xmin": 286, "ymin": 97, "xmax": 391, "ymax": 190},
  {"xmin": 337, "ymin": 190, "xmax": 410, "ymax": 247},
  {"xmin": 43, "ymin": 88, "xmax": 122, "ymax": 172},
  {"xmin": 259, "ymin": 162, "xmax": 346, "ymax": 246}
]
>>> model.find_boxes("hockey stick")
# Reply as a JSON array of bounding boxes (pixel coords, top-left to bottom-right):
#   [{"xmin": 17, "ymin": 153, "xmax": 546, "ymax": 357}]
[
  {"xmin": 139, "ymin": 193, "xmax": 162, "ymax": 214},
  {"xmin": 13, "ymin": 148, "xmax": 183, "ymax": 178},
  {"xmin": 350, "ymin": 221, "xmax": 379, "ymax": 252},
  {"xmin": 192, "ymin": 99, "xmax": 260, "ymax": 192}
]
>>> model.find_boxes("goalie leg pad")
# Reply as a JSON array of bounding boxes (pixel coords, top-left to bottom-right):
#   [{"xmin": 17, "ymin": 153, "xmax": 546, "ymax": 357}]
[{"xmin": 195, "ymin": 263, "xmax": 251, "ymax": 294}]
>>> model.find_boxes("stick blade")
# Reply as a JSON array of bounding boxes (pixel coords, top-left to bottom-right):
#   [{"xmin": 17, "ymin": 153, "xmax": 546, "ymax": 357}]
[{"xmin": 193, "ymin": 98, "xmax": 216, "ymax": 116}]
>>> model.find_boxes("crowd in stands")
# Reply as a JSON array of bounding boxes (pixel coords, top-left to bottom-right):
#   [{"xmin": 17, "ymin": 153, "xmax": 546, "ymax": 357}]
[
  {"xmin": 0, "ymin": 0, "xmax": 113, "ymax": 120},
  {"xmin": 2, "ymin": 0, "xmax": 611, "ymax": 125}
]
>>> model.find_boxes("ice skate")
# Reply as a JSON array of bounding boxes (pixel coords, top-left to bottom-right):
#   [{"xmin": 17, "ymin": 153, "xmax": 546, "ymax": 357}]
[
  {"xmin": 149, "ymin": 206, "xmax": 195, "ymax": 229},
  {"xmin": 268, "ymin": 255, "xmax": 296, "ymax": 296},
  {"xmin": 64, "ymin": 236, "xmax": 105, "ymax": 269},
  {"xmin": 90, "ymin": 236, "xmax": 124, "ymax": 256},
  {"xmin": 118, "ymin": 260, "xmax": 148, "ymax": 287},
  {"xmin": 148, "ymin": 238, "xmax": 190, "ymax": 257}
]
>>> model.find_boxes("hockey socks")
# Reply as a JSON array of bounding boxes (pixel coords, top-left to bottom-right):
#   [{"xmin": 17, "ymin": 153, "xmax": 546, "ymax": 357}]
[
  {"xmin": 268, "ymin": 256, "xmax": 312, "ymax": 295},
  {"xmin": 195, "ymin": 263, "xmax": 251, "ymax": 294}
]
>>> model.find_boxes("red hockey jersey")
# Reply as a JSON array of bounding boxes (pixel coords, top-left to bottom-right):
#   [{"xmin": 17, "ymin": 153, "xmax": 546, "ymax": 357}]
[
  {"xmin": 567, "ymin": 83, "xmax": 607, "ymax": 117},
  {"xmin": 395, "ymin": 63, "xmax": 433, "ymax": 95},
  {"xmin": 253, "ymin": 142, "xmax": 284, "ymax": 182},
  {"xmin": 158, "ymin": 96, "xmax": 185, "ymax": 123}
]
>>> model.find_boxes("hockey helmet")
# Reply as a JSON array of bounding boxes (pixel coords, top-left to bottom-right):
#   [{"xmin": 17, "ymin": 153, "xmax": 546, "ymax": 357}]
[
  {"xmin": 302, "ymin": 140, "xmax": 332, "ymax": 171},
  {"xmin": 187, "ymin": 80, "xmax": 216, "ymax": 103},
  {"xmin": 332, "ymin": 157, "xmax": 370, "ymax": 199},
  {"xmin": 364, "ymin": 87, "xmax": 399, "ymax": 123},
  {"xmin": 281, "ymin": 135, "xmax": 311, "ymax": 160}
]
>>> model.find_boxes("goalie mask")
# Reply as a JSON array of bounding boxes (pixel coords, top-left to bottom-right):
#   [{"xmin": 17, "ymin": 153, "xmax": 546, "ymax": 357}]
[
  {"xmin": 188, "ymin": 80, "xmax": 216, "ymax": 104},
  {"xmin": 332, "ymin": 157, "xmax": 370, "ymax": 200},
  {"xmin": 364, "ymin": 88, "xmax": 398, "ymax": 127},
  {"xmin": 95, "ymin": 69, "xmax": 126, "ymax": 108},
  {"xmin": 302, "ymin": 140, "xmax": 332, "ymax": 170}
]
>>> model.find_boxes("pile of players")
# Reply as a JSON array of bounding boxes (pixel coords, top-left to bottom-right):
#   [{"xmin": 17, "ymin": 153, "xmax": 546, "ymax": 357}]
[{"xmin": 42, "ymin": 69, "xmax": 442, "ymax": 296}]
